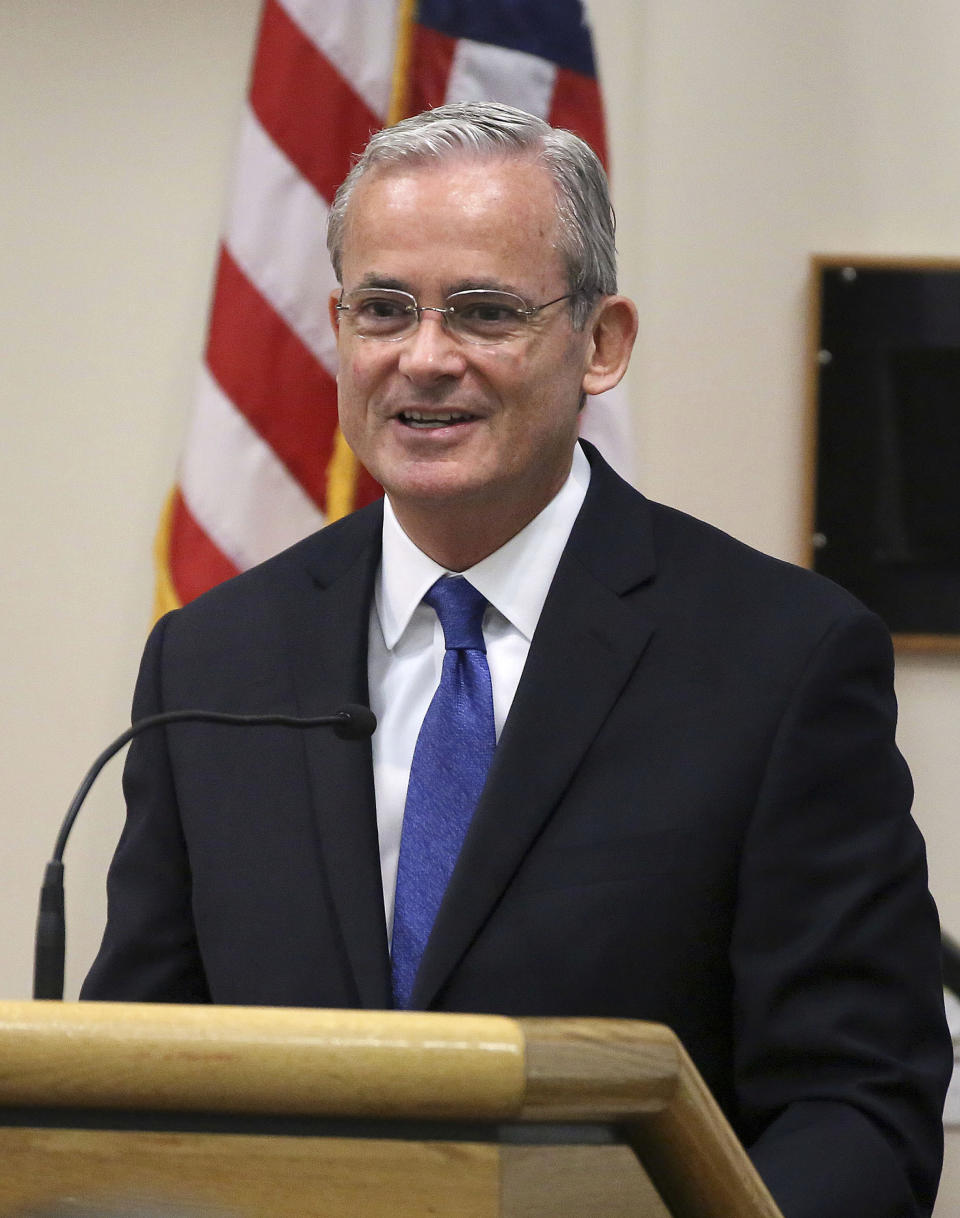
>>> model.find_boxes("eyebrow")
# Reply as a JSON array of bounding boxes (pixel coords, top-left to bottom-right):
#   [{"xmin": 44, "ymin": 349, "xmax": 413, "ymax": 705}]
[{"xmin": 353, "ymin": 273, "xmax": 412, "ymax": 292}]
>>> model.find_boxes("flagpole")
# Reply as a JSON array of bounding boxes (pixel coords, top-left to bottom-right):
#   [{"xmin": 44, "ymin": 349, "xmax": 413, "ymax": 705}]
[{"xmin": 389, "ymin": 0, "xmax": 417, "ymax": 124}]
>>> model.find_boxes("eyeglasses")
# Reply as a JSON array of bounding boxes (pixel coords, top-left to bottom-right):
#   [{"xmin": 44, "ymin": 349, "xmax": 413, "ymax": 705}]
[{"xmin": 335, "ymin": 287, "xmax": 577, "ymax": 346}]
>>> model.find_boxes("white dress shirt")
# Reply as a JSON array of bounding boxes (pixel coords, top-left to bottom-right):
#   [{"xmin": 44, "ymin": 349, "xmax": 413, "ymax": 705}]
[{"xmin": 368, "ymin": 442, "xmax": 591, "ymax": 939}]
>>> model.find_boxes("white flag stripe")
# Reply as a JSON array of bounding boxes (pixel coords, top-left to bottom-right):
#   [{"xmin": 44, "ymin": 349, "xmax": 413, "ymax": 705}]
[
  {"xmin": 279, "ymin": 0, "xmax": 398, "ymax": 121},
  {"xmin": 225, "ymin": 107, "xmax": 340, "ymax": 376},
  {"xmin": 446, "ymin": 39, "xmax": 557, "ymax": 118},
  {"xmin": 181, "ymin": 367, "xmax": 326, "ymax": 571}
]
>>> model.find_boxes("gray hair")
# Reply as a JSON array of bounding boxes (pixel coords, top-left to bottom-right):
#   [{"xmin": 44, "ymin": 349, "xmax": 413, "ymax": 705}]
[{"xmin": 326, "ymin": 101, "xmax": 617, "ymax": 328}]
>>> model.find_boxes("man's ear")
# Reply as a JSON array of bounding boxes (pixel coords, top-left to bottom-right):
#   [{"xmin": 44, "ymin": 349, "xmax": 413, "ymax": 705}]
[
  {"xmin": 581, "ymin": 296, "xmax": 639, "ymax": 397},
  {"xmin": 328, "ymin": 292, "xmax": 342, "ymax": 334}
]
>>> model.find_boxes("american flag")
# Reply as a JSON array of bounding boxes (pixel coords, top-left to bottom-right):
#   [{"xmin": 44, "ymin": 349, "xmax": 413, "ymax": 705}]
[{"xmin": 154, "ymin": 0, "xmax": 631, "ymax": 615}]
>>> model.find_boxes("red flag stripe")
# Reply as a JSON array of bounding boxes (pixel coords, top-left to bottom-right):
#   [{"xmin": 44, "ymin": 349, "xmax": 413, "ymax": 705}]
[
  {"xmin": 548, "ymin": 69, "xmax": 608, "ymax": 168},
  {"xmin": 204, "ymin": 247, "xmax": 339, "ymax": 509},
  {"xmin": 250, "ymin": 0, "xmax": 381, "ymax": 202},
  {"xmin": 169, "ymin": 490, "xmax": 240, "ymax": 606},
  {"xmin": 406, "ymin": 25, "xmax": 458, "ymax": 114}
]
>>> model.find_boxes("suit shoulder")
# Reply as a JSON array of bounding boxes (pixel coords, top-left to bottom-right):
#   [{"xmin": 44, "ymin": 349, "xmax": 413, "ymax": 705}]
[
  {"xmin": 575, "ymin": 446, "xmax": 880, "ymax": 654},
  {"xmin": 580, "ymin": 442, "xmax": 864, "ymax": 623},
  {"xmin": 640, "ymin": 495, "xmax": 887, "ymax": 654},
  {"xmin": 654, "ymin": 497, "xmax": 853, "ymax": 597}
]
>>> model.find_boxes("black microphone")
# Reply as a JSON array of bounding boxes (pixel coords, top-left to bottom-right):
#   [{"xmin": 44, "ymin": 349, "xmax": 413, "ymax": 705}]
[{"xmin": 33, "ymin": 703, "xmax": 376, "ymax": 1001}]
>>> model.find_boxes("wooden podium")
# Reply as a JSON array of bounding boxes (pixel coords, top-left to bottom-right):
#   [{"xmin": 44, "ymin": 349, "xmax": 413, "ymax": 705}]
[{"xmin": 0, "ymin": 1001, "xmax": 783, "ymax": 1217}]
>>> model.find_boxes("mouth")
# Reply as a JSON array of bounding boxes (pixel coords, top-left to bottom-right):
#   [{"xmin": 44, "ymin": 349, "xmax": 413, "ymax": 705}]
[
  {"xmin": 395, "ymin": 409, "xmax": 479, "ymax": 430},
  {"xmin": 394, "ymin": 409, "xmax": 480, "ymax": 428}
]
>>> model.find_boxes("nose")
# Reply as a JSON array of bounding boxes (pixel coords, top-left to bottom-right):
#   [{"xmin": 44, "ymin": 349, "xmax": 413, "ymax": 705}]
[{"xmin": 397, "ymin": 310, "xmax": 467, "ymax": 384}]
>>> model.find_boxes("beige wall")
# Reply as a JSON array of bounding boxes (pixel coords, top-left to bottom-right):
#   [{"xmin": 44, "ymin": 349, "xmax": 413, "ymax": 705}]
[{"xmin": 2, "ymin": 0, "xmax": 958, "ymax": 1208}]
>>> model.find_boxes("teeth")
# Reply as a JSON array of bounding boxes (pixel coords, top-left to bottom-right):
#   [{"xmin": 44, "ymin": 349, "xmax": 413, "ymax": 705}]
[{"xmin": 400, "ymin": 410, "xmax": 473, "ymax": 427}]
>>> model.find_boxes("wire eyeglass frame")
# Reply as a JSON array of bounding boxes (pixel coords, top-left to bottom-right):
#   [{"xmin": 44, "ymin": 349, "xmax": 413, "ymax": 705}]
[{"xmin": 335, "ymin": 286, "xmax": 578, "ymax": 346}]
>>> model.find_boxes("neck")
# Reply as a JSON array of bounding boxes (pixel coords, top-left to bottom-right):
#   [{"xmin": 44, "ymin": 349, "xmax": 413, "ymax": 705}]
[
  {"xmin": 390, "ymin": 478, "xmax": 569, "ymax": 571},
  {"xmin": 391, "ymin": 503, "xmax": 524, "ymax": 571}
]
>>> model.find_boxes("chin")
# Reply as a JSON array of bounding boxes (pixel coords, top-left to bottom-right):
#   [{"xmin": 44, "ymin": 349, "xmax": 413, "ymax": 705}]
[
  {"xmin": 378, "ymin": 452, "xmax": 487, "ymax": 498},
  {"xmin": 388, "ymin": 473, "xmax": 488, "ymax": 506}
]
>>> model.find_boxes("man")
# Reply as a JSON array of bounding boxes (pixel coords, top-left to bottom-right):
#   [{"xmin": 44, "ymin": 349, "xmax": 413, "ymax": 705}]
[{"xmin": 83, "ymin": 103, "xmax": 950, "ymax": 1217}]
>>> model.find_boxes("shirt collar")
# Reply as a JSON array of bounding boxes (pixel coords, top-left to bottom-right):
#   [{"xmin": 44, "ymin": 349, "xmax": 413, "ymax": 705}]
[{"xmin": 376, "ymin": 442, "xmax": 591, "ymax": 648}]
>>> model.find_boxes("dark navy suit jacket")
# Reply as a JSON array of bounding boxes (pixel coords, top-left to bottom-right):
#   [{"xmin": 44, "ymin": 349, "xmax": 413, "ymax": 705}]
[{"xmin": 84, "ymin": 443, "xmax": 951, "ymax": 1218}]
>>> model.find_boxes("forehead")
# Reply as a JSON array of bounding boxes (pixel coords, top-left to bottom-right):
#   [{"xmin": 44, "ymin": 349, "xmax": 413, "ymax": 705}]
[{"xmin": 339, "ymin": 155, "xmax": 565, "ymax": 289}]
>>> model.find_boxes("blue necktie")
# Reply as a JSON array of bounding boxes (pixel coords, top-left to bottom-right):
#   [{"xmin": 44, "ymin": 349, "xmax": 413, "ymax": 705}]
[{"xmin": 391, "ymin": 576, "xmax": 496, "ymax": 1009}]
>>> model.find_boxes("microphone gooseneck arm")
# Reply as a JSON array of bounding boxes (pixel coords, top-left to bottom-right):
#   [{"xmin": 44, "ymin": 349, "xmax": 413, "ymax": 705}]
[{"xmin": 33, "ymin": 703, "xmax": 376, "ymax": 1001}]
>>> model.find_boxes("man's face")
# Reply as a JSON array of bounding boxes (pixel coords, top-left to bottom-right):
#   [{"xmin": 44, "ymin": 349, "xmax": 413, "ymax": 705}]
[{"xmin": 331, "ymin": 156, "xmax": 598, "ymax": 534}]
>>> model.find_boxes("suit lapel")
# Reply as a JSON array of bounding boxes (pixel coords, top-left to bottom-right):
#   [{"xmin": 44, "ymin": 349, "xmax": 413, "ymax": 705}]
[
  {"xmin": 282, "ymin": 503, "xmax": 393, "ymax": 1009},
  {"xmin": 411, "ymin": 450, "xmax": 659, "ymax": 1009}
]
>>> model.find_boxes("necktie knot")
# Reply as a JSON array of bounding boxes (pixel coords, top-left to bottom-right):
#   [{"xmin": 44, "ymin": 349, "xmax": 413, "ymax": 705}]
[{"xmin": 424, "ymin": 576, "xmax": 487, "ymax": 653}]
